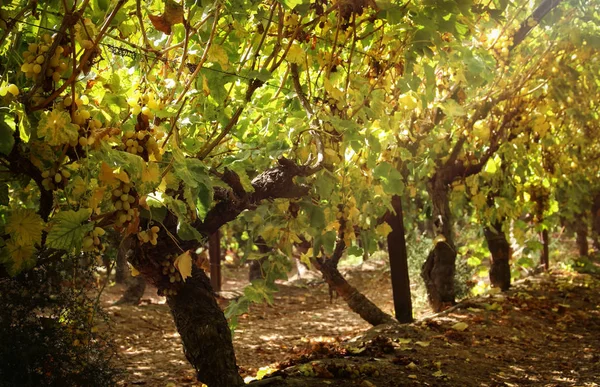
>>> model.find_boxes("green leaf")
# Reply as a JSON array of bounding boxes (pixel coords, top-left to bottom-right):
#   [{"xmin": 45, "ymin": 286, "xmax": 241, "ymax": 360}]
[
  {"xmin": 440, "ymin": 99, "xmax": 466, "ymax": 117},
  {"xmin": 484, "ymin": 155, "xmax": 500, "ymax": 174},
  {"xmin": 244, "ymin": 280, "xmax": 275, "ymax": 305},
  {"xmin": 278, "ymin": 0, "xmax": 304, "ymax": 9},
  {"xmin": 46, "ymin": 209, "xmax": 93, "ymax": 251},
  {"xmin": 177, "ymin": 220, "xmax": 205, "ymax": 242},
  {"xmin": 0, "ymin": 119, "xmax": 15, "ymax": 155},
  {"xmin": 173, "ymin": 151, "xmax": 213, "ymax": 219},
  {"xmin": 373, "ymin": 162, "xmax": 404, "ymax": 195}
]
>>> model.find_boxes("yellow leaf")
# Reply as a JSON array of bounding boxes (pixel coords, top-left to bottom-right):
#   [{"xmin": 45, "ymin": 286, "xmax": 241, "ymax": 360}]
[
  {"xmin": 69, "ymin": 176, "xmax": 87, "ymax": 199},
  {"xmin": 451, "ymin": 322, "xmax": 469, "ymax": 331},
  {"xmin": 174, "ymin": 250, "xmax": 193, "ymax": 281},
  {"xmin": 375, "ymin": 222, "xmax": 393, "ymax": 238},
  {"xmin": 406, "ymin": 362, "xmax": 418, "ymax": 370},
  {"xmin": 432, "ymin": 370, "xmax": 445, "ymax": 377},
  {"xmin": 348, "ymin": 206, "xmax": 360, "ymax": 223},
  {"xmin": 98, "ymin": 162, "xmax": 117, "ymax": 186},
  {"xmin": 5, "ymin": 239, "xmax": 36, "ymax": 271},
  {"xmin": 325, "ymin": 220, "xmax": 340, "ymax": 232},
  {"xmin": 415, "ymin": 341, "xmax": 430, "ymax": 347},
  {"xmin": 130, "ymin": 264, "xmax": 140, "ymax": 277},
  {"xmin": 324, "ymin": 78, "xmax": 344, "ymax": 101},
  {"xmin": 286, "ymin": 43, "xmax": 305, "ymax": 65},
  {"xmin": 299, "ymin": 247, "xmax": 313, "ymax": 268},
  {"xmin": 89, "ymin": 187, "xmax": 106, "ymax": 212},
  {"xmin": 37, "ymin": 110, "xmax": 79, "ymax": 146},
  {"xmin": 208, "ymin": 44, "xmax": 229, "ymax": 68},
  {"xmin": 6, "ymin": 209, "xmax": 44, "ymax": 247},
  {"xmin": 142, "ymin": 163, "xmax": 160, "ymax": 184},
  {"xmin": 202, "ymin": 75, "xmax": 210, "ymax": 96},
  {"xmin": 115, "ymin": 170, "xmax": 130, "ymax": 183}
]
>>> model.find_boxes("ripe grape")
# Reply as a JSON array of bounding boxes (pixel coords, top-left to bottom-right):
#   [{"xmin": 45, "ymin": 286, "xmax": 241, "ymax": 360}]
[{"xmin": 7, "ymin": 84, "xmax": 19, "ymax": 96}]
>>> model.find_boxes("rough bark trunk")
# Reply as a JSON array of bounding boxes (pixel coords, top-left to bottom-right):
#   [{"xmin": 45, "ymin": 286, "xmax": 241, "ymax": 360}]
[
  {"xmin": 167, "ymin": 266, "xmax": 244, "ymax": 387},
  {"xmin": 114, "ymin": 243, "xmax": 145, "ymax": 305},
  {"xmin": 208, "ymin": 231, "xmax": 222, "ymax": 292},
  {"xmin": 315, "ymin": 260, "xmax": 394, "ymax": 326},
  {"xmin": 115, "ymin": 275, "xmax": 146, "ymax": 305},
  {"xmin": 122, "ymin": 232, "xmax": 244, "ymax": 386},
  {"xmin": 575, "ymin": 214, "xmax": 589, "ymax": 257},
  {"xmin": 541, "ymin": 228, "xmax": 549, "ymax": 271},
  {"xmin": 421, "ymin": 175, "xmax": 456, "ymax": 312},
  {"xmin": 385, "ymin": 195, "xmax": 413, "ymax": 323},
  {"xmin": 115, "ymin": 247, "xmax": 129, "ymax": 284},
  {"xmin": 484, "ymin": 221, "xmax": 511, "ymax": 291},
  {"xmin": 592, "ymin": 193, "xmax": 600, "ymax": 251}
]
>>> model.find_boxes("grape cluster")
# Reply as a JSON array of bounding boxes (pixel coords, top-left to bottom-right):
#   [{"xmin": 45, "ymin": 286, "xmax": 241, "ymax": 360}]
[
  {"xmin": 111, "ymin": 181, "xmax": 138, "ymax": 228},
  {"xmin": 82, "ymin": 227, "xmax": 106, "ymax": 252},
  {"xmin": 120, "ymin": 130, "xmax": 162, "ymax": 161},
  {"xmin": 20, "ymin": 34, "xmax": 69, "ymax": 83},
  {"xmin": 492, "ymin": 35, "xmax": 514, "ymax": 61},
  {"xmin": 157, "ymin": 254, "xmax": 182, "ymax": 297},
  {"xmin": 138, "ymin": 225, "xmax": 160, "ymax": 245},
  {"xmin": 127, "ymin": 92, "xmax": 162, "ymax": 120},
  {"xmin": 41, "ymin": 167, "xmax": 71, "ymax": 191},
  {"xmin": 78, "ymin": 117, "xmax": 104, "ymax": 147}
]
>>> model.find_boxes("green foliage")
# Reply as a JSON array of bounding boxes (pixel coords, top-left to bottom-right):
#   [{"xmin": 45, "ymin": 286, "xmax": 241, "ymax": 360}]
[{"xmin": 0, "ymin": 250, "xmax": 120, "ymax": 386}]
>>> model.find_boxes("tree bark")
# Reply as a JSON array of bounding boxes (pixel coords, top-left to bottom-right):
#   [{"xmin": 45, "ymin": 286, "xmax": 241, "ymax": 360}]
[
  {"xmin": 592, "ymin": 193, "xmax": 600, "ymax": 251},
  {"xmin": 484, "ymin": 221, "xmax": 511, "ymax": 291},
  {"xmin": 385, "ymin": 195, "xmax": 413, "ymax": 323},
  {"xmin": 541, "ymin": 228, "xmax": 550, "ymax": 271},
  {"xmin": 114, "ymin": 242, "xmax": 145, "ymax": 305},
  {"xmin": 421, "ymin": 174, "xmax": 456, "ymax": 312},
  {"xmin": 115, "ymin": 247, "xmax": 129, "ymax": 284},
  {"xmin": 209, "ymin": 231, "xmax": 222, "ymax": 292},
  {"xmin": 115, "ymin": 275, "xmax": 146, "ymax": 305},
  {"xmin": 315, "ymin": 259, "xmax": 394, "ymax": 326},
  {"xmin": 575, "ymin": 213, "xmax": 589, "ymax": 257},
  {"xmin": 167, "ymin": 267, "xmax": 244, "ymax": 387}
]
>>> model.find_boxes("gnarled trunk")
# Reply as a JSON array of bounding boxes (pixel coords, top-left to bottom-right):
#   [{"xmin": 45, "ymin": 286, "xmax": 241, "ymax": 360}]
[
  {"xmin": 484, "ymin": 221, "xmax": 511, "ymax": 291},
  {"xmin": 385, "ymin": 195, "xmax": 413, "ymax": 323},
  {"xmin": 124, "ymin": 234, "xmax": 244, "ymax": 387},
  {"xmin": 315, "ymin": 260, "xmax": 394, "ymax": 326},
  {"xmin": 592, "ymin": 193, "xmax": 600, "ymax": 251},
  {"xmin": 421, "ymin": 175, "xmax": 456, "ymax": 312},
  {"xmin": 575, "ymin": 213, "xmax": 589, "ymax": 257},
  {"xmin": 115, "ymin": 275, "xmax": 146, "ymax": 305},
  {"xmin": 167, "ymin": 267, "xmax": 244, "ymax": 387},
  {"xmin": 114, "ymin": 247, "xmax": 129, "ymax": 284}
]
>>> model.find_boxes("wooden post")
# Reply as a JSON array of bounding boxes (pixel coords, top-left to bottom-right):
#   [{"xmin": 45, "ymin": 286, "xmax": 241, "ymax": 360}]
[{"xmin": 209, "ymin": 230, "xmax": 222, "ymax": 292}]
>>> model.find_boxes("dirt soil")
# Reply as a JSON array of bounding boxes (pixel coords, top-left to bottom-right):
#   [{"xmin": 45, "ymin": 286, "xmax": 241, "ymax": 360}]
[{"xmin": 104, "ymin": 263, "xmax": 600, "ymax": 387}]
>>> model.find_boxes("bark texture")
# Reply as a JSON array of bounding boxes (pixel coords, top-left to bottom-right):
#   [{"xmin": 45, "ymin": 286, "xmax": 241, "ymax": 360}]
[
  {"xmin": 484, "ymin": 222, "xmax": 511, "ymax": 291},
  {"xmin": 541, "ymin": 229, "xmax": 550, "ymax": 270},
  {"xmin": 385, "ymin": 195, "xmax": 413, "ymax": 323},
  {"xmin": 421, "ymin": 175, "xmax": 456, "ymax": 312},
  {"xmin": 114, "ymin": 246, "xmax": 129, "ymax": 284},
  {"xmin": 115, "ymin": 275, "xmax": 146, "ymax": 305},
  {"xmin": 167, "ymin": 267, "xmax": 244, "ymax": 387},
  {"xmin": 575, "ymin": 214, "xmax": 589, "ymax": 257},
  {"xmin": 208, "ymin": 231, "xmax": 222, "ymax": 292},
  {"xmin": 592, "ymin": 193, "xmax": 600, "ymax": 251},
  {"xmin": 315, "ymin": 259, "xmax": 395, "ymax": 326}
]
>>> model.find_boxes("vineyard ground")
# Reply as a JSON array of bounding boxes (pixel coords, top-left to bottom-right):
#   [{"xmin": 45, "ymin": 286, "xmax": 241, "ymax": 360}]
[{"xmin": 104, "ymin": 257, "xmax": 600, "ymax": 386}]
